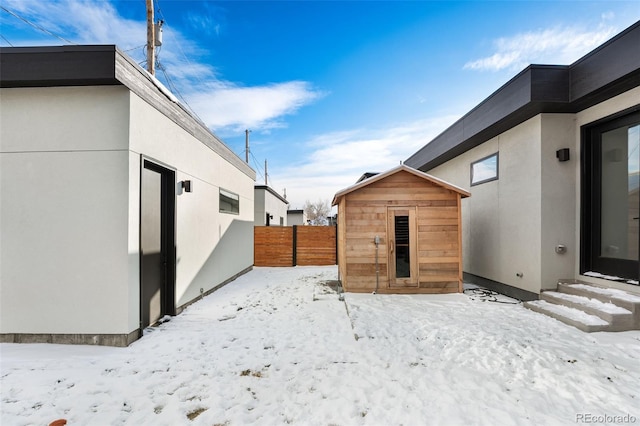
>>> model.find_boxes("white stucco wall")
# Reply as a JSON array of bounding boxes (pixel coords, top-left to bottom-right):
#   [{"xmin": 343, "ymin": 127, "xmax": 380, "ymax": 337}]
[
  {"xmin": 427, "ymin": 87, "xmax": 640, "ymax": 296},
  {"xmin": 128, "ymin": 92, "xmax": 254, "ymax": 308},
  {"xmin": 287, "ymin": 211, "xmax": 307, "ymax": 226},
  {"xmin": 254, "ymin": 188, "xmax": 266, "ymax": 226},
  {"xmin": 254, "ymin": 187, "xmax": 288, "ymax": 226},
  {"xmin": 429, "ymin": 116, "xmax": 543, "ymax": 294},
  {"xmin": 0, "ymin": 83, "xmax": 255, "ymax": 337},
  {"xmin": 0, "ymin": 86, "xmax": 135, "ymax": 334},
  {"xmin": 540, "ymin": 114, "xmax": 577, "ymax": 289}
]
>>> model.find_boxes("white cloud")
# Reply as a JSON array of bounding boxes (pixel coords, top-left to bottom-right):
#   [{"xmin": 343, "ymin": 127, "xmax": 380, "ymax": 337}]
[
  {"xmin": 4, "ymin": 0, "xmax": 145, "ymax": 48},
  {"xmin": 2, "ymin": 0, "xmax": 320, "ymax": 134},
  {"xmin": 270, "ymin": 115, "xmax": 460, "ymax": 209},
  {"xmin": 187, "ymin": 81, "xmax": 326, "ymax": 133},
  {"xmin": 464, "ymin": 22, "xmax": 618, "ymax": 72}
]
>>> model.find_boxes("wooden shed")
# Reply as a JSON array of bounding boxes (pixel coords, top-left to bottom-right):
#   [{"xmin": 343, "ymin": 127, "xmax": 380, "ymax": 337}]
[{"xmin": 332, "ymin": 164, "xmax": 470, "ymax": 294}]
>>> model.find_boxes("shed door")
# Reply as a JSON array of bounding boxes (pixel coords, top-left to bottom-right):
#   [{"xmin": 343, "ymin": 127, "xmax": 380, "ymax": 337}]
[
  {"xmin": 388, "ymin": 207, "xmax": 418, "ymax": 287},
  {"xmin": 140, "ymin": 159, "xmax": 176, "ymax": 329}
]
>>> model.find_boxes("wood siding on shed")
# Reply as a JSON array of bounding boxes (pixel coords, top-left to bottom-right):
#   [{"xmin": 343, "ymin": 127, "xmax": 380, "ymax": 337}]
[{"xmin": 339, "ymin": 170, "xmax": 463, "ymax": 294}]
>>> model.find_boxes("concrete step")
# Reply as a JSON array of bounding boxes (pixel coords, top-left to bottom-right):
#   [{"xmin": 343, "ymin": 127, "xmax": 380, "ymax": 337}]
[
  {"xmin": 524, "ymin": 300, "xmax": 610, "ymax": 332},
  {"xmin": 539, "ymin": 291, "xmax": 634, "ymax": 331},
  {"xmin": 557, "ymin": 280, "xmax": 640, "ymax": 315}
]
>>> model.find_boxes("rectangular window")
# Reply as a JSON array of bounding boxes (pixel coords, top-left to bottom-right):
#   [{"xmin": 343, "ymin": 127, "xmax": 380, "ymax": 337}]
[
  {"xmin": 219, "ymin": 188, "xmax": 239, "ymax": 214},
  {"xmin": 471, "ymin": 153, "xmax": 499, "ymax": 186}
]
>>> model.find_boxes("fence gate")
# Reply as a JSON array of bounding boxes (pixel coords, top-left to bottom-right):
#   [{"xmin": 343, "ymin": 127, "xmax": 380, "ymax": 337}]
[{"xmin": 254, "ymin": 226, "xmax": 336, "ymax": 267}]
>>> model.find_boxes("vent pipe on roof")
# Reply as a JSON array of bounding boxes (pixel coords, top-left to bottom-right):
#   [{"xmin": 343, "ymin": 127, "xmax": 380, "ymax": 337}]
[{"xmin": 245, "ymin": 129, "xmax": 251, "ymax": 163}]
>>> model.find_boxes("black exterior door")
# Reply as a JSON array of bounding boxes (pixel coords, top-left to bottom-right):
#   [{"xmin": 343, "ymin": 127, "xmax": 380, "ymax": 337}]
[
  {"xmin": 140, "ymin": 159, "xmax": 176, "ymax": 328},
  {"xmin": 582, "ymin": 110, "xmax": 640, "ymax": 281}
]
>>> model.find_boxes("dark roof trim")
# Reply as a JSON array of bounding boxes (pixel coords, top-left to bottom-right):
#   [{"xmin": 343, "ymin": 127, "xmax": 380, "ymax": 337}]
[
  {"xmin": 0, "ymin": 45, "xmax": 255, "ymax": 180},
  {"xmin": 0, "ymin": 45, "xmax": 119, "ymax": 87},
  {"xmin": 405, "ymin": 20, "xmax": 640, "ymax": 172},
  {"xmin": 255, "ymin": 185, "xmax": 289, "ymax": 205},
  {"xmin": 356, "ymin": 172, "xmax": 379, "ymax": 183}
]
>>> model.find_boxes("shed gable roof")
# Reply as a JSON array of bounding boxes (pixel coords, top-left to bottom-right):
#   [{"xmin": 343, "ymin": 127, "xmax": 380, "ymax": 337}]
[{"xmin": 332, "ymin": 164, "xmax": 470, "ymax": 206}]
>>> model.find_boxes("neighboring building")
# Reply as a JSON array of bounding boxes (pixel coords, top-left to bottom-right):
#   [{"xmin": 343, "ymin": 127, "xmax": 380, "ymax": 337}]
[
  {"xmin": 333, "ymin": 164, "xmax": 470, "ymax": 294},
  {"xmin": 355, "ymin": 172, "xmax": 378, "ymax": 183},
  {"xmin": 287, "ymin": 209, "xmax": 308, "ymax": 226},
  {"xmin": 0, "ymin": 45, "xmax": 256, "ymax": 346},
  {"xmin": 254, "ymin": 185, "xmax": 289, "ymax": 226},
  {"xmin": 405, "ymin": 21, "xmax": 640, "ymax": 302}
]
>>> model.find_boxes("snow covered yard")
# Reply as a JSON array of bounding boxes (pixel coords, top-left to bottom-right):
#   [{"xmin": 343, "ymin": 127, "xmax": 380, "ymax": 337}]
[{"xmin": 1, "ymin": 266, "xmax": 639, "ymax": 426}]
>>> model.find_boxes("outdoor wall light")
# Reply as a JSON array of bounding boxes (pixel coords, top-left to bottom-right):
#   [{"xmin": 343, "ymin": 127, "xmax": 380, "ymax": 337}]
[
  {"xmin": 555, "ymin": 244, "xmax": 567, "ymax": 254},
  {"xmin": 556, "ymin": 148, "xmax": 570, "ymax": 162},
  {"xmin": 181, "ymin": 180, "xmax": 192, "ymax": 192}
]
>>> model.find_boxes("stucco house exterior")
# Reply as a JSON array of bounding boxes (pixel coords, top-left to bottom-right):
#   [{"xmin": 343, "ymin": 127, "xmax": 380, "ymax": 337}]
[
  {"xmin": 254, "ymin": 185, "xmax": 289, "ymax": 226},
  {"xmin": 405, "ymin": 21, "xmax": 640, "ymax": 330},
  {"xmin": 287, "ymin": 209, "xmax": 308, "ymax": 226},
  {"xmin": 0, "ymin": 45, "xmax": 256, "ymax": 346}
]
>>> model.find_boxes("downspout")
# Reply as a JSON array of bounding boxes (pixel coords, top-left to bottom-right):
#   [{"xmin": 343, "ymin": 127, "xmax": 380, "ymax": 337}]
[{"xmin": 374, "ymin": 235, "xmax": 380, "ymax": 294}]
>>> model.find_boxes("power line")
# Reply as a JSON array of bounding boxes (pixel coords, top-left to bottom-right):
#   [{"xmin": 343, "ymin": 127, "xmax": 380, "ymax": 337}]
[
  {"xmin": 249, "ymin": 151, "xmax": 281, "ymax": 192},
  {"xmin": 123, "ymin": 44, "xmax": 146, "ymax": 53},
  {"xmin": 154, "ymin": 0, "xmax": 217, "ymax": 117},
  {"xmin": 156, "ymin": 59, "xmax": 204, "ymax": 123},
  {"xmin": 0, "ymin": 5, "xmax": 76, "ymax": 45},
  {"xmin": 0, "ymin": 34, "xmax": 14, "ymax": 46},
  {"xmin": 250, "ymin": 151, "xmax": 266, "ymax": 183},
  {"xmin": 154, "ymin": 0, "xmax": 208, "ymax": 89}
]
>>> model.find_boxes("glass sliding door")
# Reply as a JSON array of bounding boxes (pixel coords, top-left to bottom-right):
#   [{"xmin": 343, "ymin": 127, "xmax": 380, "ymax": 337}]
[{"xmin": 583, "ymin": 111, "xmax": 640, "ymax": 281}]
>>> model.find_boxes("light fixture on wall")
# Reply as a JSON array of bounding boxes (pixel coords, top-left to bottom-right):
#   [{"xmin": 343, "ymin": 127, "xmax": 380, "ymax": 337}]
[
  {"xmin": 556, "ymin": 148, "xmax": 570, "ymax": 162},
  {"xmin": 181, "ymin": 180, "xmax": 192, "ymax": 193}
]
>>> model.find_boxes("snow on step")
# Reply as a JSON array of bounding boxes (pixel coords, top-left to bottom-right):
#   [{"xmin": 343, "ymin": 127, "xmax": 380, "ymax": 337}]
[
  {"xmin": 568, "ymin": 284, "xmax": 640, "ymax": 303},
  {"xmin": 526, "ymin": 300, "xmax": 609, "ymax": 326},
  {"xmin": 543, "ymin": 291, "xmax": 631, "ymax": 314}
]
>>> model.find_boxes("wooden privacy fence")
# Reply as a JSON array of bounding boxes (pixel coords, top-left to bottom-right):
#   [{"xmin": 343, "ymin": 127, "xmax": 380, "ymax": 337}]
[{"xmin": 254, "ymin": 226, "xmax": 337, "ymax": 266}]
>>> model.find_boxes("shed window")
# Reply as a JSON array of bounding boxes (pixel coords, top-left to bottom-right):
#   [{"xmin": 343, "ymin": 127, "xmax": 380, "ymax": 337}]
[
  {"xmin": 219, "ymin": 188, "xmax": 239, "ymax": 214},
  {"xmin": 394, "ymin": 215, "xmax": 411, "ymax": 278},
  {"xmin": 471, "ymin": 153, "xmax": 499, "ymax": 186}
]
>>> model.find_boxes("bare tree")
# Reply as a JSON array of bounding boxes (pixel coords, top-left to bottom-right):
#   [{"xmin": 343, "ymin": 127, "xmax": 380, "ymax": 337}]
[{"xmin": 303, "ymin": 199, "xmax": 331, "ymax": 225}]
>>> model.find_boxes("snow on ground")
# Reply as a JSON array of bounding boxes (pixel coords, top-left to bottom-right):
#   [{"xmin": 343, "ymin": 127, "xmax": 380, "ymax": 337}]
[{"xmin": 2, "ymin": 266, "xmax": 639, "ymax": 425}]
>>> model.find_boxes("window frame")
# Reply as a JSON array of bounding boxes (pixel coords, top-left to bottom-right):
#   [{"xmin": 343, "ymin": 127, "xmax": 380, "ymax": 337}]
[
  {"xmin": 470, "ymin": 152, "xmax": 499, "ymax": 186},
  {"xmin": 219, "ymin": 188, "xmax": 240, "ymax": 215},
  {"xmin": 581, "ymin": 109, "xmax": 640, "ymax": 280}
]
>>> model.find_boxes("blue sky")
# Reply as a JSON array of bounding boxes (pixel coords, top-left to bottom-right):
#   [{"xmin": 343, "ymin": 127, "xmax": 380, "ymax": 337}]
[{"xmin": 2, "ymin": 1, "xmax": 639, "ymax": 208}]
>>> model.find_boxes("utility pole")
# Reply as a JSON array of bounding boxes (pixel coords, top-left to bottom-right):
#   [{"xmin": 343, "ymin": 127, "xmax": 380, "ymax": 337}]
[
  {"xmin": 245, "ymin": 129, "xmax": 251, "ymax": 163},
  {"xmin": 264, "ymin": 159, "xmax": 268, "ymax": 185},
  {"xmin": 146, "ymin": 0, "xmax": 155, "ymax": 75}
]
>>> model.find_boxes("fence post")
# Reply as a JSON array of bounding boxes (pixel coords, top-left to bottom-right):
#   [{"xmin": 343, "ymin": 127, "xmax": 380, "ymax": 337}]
[{"xmin": 292, "ymin": 225, "xmax": 297, "ymax": 266}]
